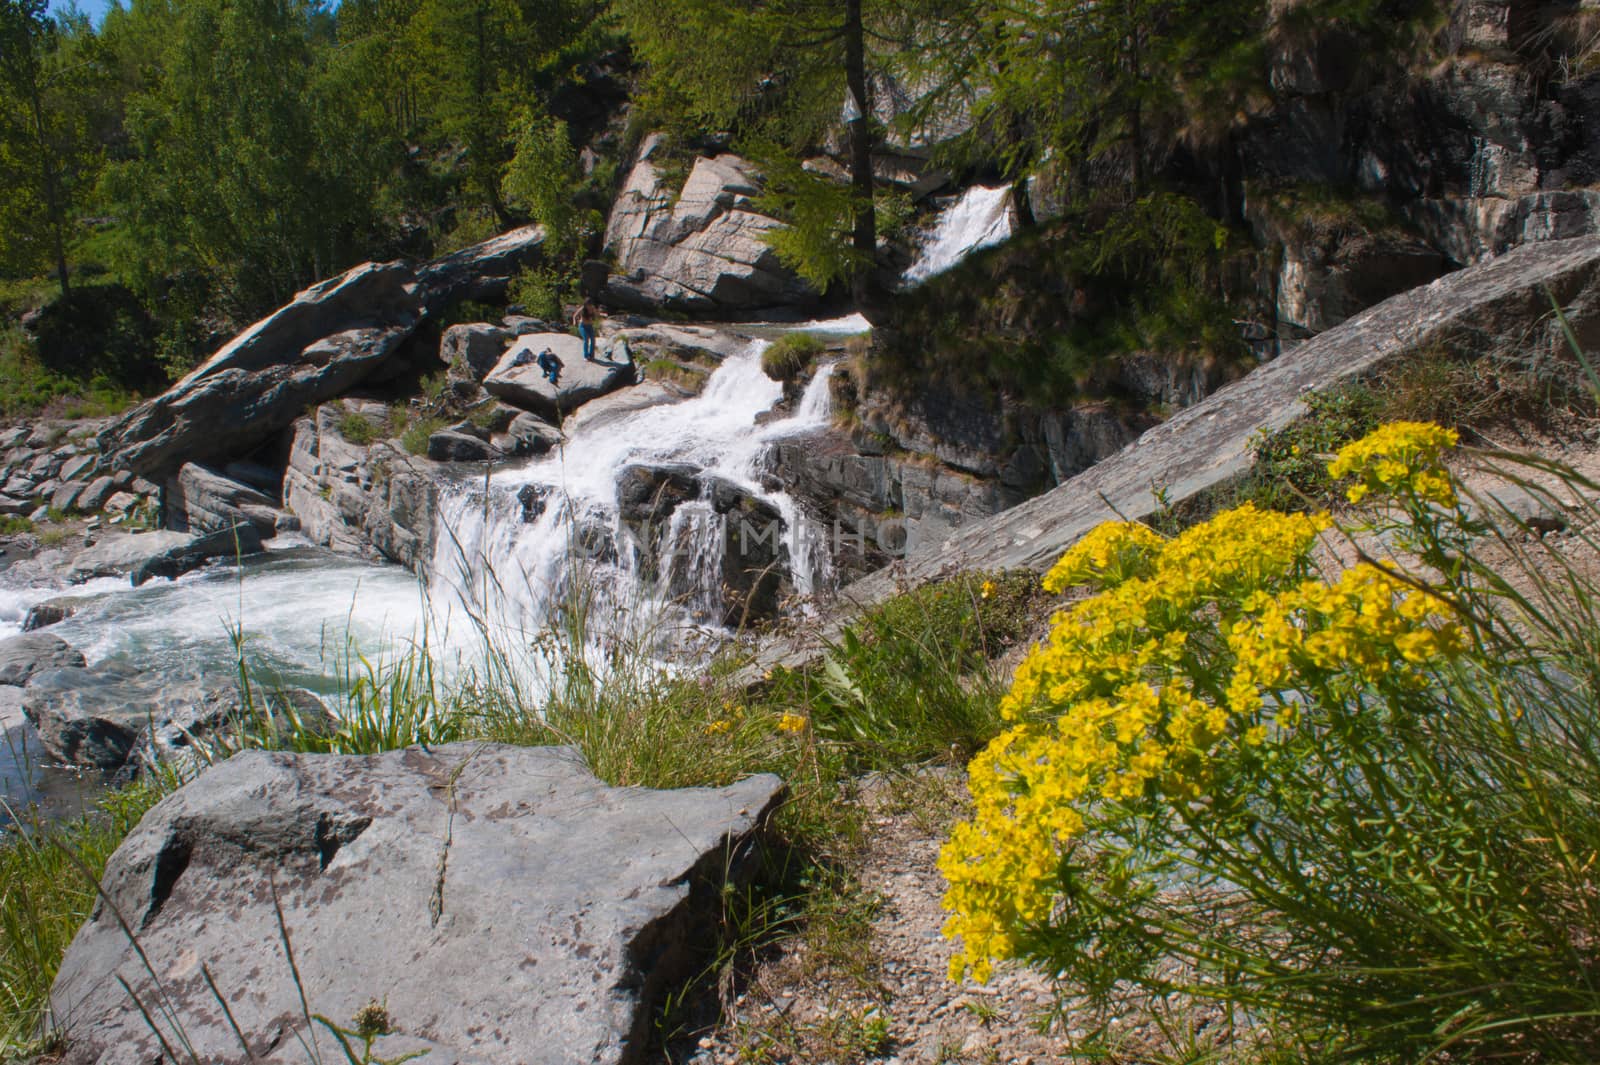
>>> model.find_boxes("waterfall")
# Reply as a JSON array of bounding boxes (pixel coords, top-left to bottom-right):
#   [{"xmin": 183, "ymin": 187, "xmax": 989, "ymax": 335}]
[
  {"xmin": 903, "ymin": 184, "xmax": 1015, "ymax": 286},
  {"xmin": 427, "ymin": 342, "xmax": 838, "ymax": 666}
]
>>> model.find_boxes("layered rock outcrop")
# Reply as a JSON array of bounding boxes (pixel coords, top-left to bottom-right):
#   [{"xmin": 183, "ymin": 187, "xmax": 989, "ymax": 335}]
[
  {"xmin": 49, "ymin": 744, "xmax": 783, "ymax": 1065},
  {"xmin": 99, "ymin": 228, "xmax": 546, "ymax": 479},
  {"xmin": 603, "ymin": 137, "xmax": 818, "ymax": 316},
  {"xmin": 281, "ymin": 402, "xmax": 442, "ymax": 570}
]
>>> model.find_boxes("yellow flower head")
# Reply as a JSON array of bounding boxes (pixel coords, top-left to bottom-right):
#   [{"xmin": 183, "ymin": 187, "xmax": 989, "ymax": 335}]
[
  {"xmin": 1043, "ymin": 521, "xmax": 1165, "ymax": 593},
  {"xmin": 980, "ymin": 579, "xmax": 997, "ymax": 599},
  {"xmin": 777, "ymin": 712, "xmax": 808, "ymax": 734},
  {"xmin": 1327, "ymin": 422, "xmax": 1459, "ymax": 507}
]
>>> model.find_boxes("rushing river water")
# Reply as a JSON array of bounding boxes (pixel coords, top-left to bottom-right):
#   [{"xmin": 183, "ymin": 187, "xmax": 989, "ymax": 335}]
[{"xmin": 0, "ymin": 192, "xmax": 1004, "ymax": 820}]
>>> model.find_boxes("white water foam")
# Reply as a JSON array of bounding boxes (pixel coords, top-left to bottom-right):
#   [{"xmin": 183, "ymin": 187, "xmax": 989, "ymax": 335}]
[
  {"xmin": 428, "ymin": 343, "xmax": 839, "ymax": 677},
  {"xmin": 903, "ymin": 184, "xmax": 1015, "ymax": 286}
]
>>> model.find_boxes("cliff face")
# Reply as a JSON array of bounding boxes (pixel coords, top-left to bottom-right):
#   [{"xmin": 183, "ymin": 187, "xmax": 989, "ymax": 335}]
[{"xmin": 773, "ymin": 0, "xmax": 1600, "ymax": 568}]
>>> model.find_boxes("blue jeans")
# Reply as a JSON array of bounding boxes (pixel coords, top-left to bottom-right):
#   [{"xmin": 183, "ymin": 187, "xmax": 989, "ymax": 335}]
[{"xmin": 579, "ymin": 323, "xmax": 595, "ymax": 360}]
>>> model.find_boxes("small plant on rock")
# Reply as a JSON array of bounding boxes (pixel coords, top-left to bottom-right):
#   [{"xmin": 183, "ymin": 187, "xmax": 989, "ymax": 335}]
[{"xmin": 760, "ymin": 333, "xmax": 824, "ymax": 383}]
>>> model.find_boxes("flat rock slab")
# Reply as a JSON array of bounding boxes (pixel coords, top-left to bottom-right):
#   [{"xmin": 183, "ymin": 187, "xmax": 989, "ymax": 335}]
[
  {"xmin": 483, "ymin": 334, "xmax": 637, "ymax": 420},
  {"xmin": 22, "ymin": 667, "xmax": 239, "ymax": 773},
  {"xmin": 49, "ymin": 744, "xmax": 783, "ymax": 1065},
  {"xmin": 0, "ymin": 631, "xmax": 85, "ymax": 686},
  {"xmin": 67, "ymin": 531, "xmax": 193, "ymax": 583}
]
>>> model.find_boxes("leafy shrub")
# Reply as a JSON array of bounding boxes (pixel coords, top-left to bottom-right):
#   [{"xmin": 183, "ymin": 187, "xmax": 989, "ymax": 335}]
[
  {"xmin": 400, "ymin": 414, "xmax": 445, "ymax": 456},
  {"xmin": 941, "ymin": 422, "xmax": 1600, "ymax": 1060},
  {"xmin": 1236, "ymin": 386, "xmax": 1382, "ymax": 510},
  {"xmin": 760, "ymin": 332, "xmax": 825, "ymax": 382},
  {"xmin": 336, "ymin": 406, "xmax": 380, "ymax": 444},
  {"xmin": 507, "ymin": 264, "xmax": 571, "ymax": 321}
]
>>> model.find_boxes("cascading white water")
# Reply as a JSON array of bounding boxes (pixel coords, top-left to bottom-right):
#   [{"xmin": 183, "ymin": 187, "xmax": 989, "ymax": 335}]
[
  {"xmin": 427, "ymin": 342, "xmax": 838, "ymax": 668},
  {"xmin": 903, "ymin": 184, "xmax": 1015, "ymax": 286}
]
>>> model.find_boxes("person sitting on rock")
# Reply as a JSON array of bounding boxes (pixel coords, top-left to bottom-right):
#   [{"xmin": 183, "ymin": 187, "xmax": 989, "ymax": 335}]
[
  {"xmin": 572, "ymin": 298, "xmax": 600, "ymax": 361},
  {"xmin": 537, "ymin": 347, "xmax": 563, "ymax": 385}
]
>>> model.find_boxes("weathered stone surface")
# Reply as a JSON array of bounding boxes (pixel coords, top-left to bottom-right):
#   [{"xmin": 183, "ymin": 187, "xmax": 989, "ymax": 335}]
[
  {"xmin": 484, "ymin": 334, "xmax": 637, "ymax": 420},
  {"xmin": 714, "ymin": 488, "xmax": 788, "ymax": 627},
  {"xmin": 66, "ymin": 530, "xmax": 193, "ymax": 582},
  {"xmin": 282, "ymin": 404, "xmax": 440, "ymax": 569},
  {"xmin": 76, "ymin": 475, "xmax": 118, "ymax": 514},
  {"xmin": 49, "ymin": 743, "xmax": 783, "ymax": 1065},
  {"xmin": 168, "ymin": 462, "xmax": 280, "ymax": 536},
  {"xmin": 50, "ymin": 480, "xmax": 87, "ymax": 513},
  {"xmin": 0, "ymin": 632, "xmax": 85, "ymax": 686},
  {"xmin": 413, "ymin": 224, "xmax": 545, "ymax": 314},
  {"xmin": 500, "ymin": 411, "xmax": 564, "ymax": 457},
  {"xmin": 442, "ymin": 322, "xmax": 514, "ymax": 382},
  {"xmin": 129, "ymin": 521, "xmax": 265, "ymax": 586},
  {"xmin": 603, "ymin": 140, "xmax": 817, "ymax": 316},
  {"xmin": 59, "ymin": 454, "xmax": 96, "ymax": 483},
  {"xmin": 427, "ymin": 429, "xmax": 496, "ymax": 463},
  {"xmin": 853, "ymin": 235, "xmax": 1600, "ymax": 591},
  {"xmin": 100, "ymin": 262, "xmax": 421, "ymax": 476}
]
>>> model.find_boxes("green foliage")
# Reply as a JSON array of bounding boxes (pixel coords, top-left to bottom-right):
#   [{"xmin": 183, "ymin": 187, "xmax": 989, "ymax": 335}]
[
  {"xmin": 0, "ymin": 321, "xmax": 140, "ymax": 418},
  {"xmin": 760, "ymin": 332, "xmax": 824, "ymax": 382},
  {"xmin": 337, "ymin": 407, "xmax": 381, "ymax": 446},
  {"xmin": 1236, "ymin": 387, "xmax": 1383, "ymax": 511},
  {"xmin": 751, "ymin": 151, "xmax": 863, "ymax": 291},
  {"xmin": 506, "ymin": 263, "xmax": 572, "ymax": 321},
  {"xmin": 501, "ymin": 111, "xmax": 580, "ymax": 252},
  {"xmin": 1, "ymin": 773, "xmax": 174, "ymax": 1049},
  {"xmin": 880, "ymin": 192, "xmax": 1250, "ymax": 407},
  {"xmin": 399, "ymin": 413, "xmax": 445, "ymax": 457},
  {"xmin": 946, "ymin": 434, "xmax": 1600, "ymax": 1061}
]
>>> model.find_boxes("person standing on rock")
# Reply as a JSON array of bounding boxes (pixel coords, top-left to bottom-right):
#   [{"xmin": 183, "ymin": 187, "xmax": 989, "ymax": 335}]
[{"xmin": 573, "ymin": 298, "xmax": 600, "ymax": 361}]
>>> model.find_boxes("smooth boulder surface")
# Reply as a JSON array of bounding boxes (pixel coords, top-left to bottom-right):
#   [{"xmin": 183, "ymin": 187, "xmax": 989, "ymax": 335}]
[
  {"xmin": 22, "ymin": 667, "xmax": 236, "ymax": 772},
  {"xmin": 129, "ymin": 521, "xmax": 265, "ymax": 586},
  {"xmin": 441, "ymin": 322, "xmax": 513, "ymax": 382},
  {"xmin": 483, "ymin": 334, "xmax": 636, "ymax": 420},
  {"xmin": 0, "ymin": 632, "xmax": 85, "ymax": 686},
  {"xmin": 49, "ymin": 743, "xmax": 783, "ymax": 1065},
  {"xmin": 66, "ymin": 530, "xmax": 193, "ymax": 583}
]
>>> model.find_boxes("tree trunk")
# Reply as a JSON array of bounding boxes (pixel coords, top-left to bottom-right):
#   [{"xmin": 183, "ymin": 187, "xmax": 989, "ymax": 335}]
[{"xmin": 843, "ymin": 0, "xmax": 886, "ymax": 321}]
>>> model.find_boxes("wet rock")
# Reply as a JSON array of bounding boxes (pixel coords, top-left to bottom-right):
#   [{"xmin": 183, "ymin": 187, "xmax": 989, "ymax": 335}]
[
  {"xmin": 518, "ymin": 483, "xmax": 551, "ymax": 523},
  {"xmin": 0, "ymin": 632, "xmax": 85, "ymax": 686},
  {"xmin": 21, "ymin": 669, "xmax": 326, "ymax": 775},
  {"xmin": 498, "ymin": 411, "xmax": 564, "ymax": 457},
  {"xmin": 484, "ymin": 333, "xmax": 637, "ymax": 420},
  {"xmin": 67, "ymin": 530, "xmax": 194, "ymax": 582},
  {"xmin": 442, "ymin": 322, "xmax": 514, "ymax": 382},
  {"xmin": 617, "ymin": 463, "xmax": 701, "ymax": 524},
  {"xmin": 718, "ymin": 491, "xmax": 788, "ymax": 627},
  {"xmin": 22, "ymin": 596, "xmax": 82, "ymax": 632},
  {"xmin": 129, "ymin": 521, "xmax": 265, "ymax": 586},
  {"xmin": 604, "ymin": 140, "xmax": 817, "ymax": 317},
  {"xmin": 48, "ymin": 743, "xmax": 782, "ymax": 1065}
]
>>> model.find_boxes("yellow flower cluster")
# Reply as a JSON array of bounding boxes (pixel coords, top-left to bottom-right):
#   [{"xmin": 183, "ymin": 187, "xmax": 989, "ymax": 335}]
[
  {"xmin": 777, "ymin": 711, "xmax": 808, "ymax": 733},
  {"xmin": 1327, "ymin": 421, "xmax": 1459, "ymax": 506},
  {"xmin": 940, "ymin": 469, "xmax": 1465, "ymax": 983}
]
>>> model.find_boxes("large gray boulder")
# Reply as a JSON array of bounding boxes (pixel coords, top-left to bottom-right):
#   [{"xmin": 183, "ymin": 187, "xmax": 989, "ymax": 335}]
[
  {"xmin": 483, "ymin": 334, "xmax": 636, "ymax": 420},
  {"xmin": 67, "ymin": 531, "xmax": 194, "ymax": 583},
  {"xmin": 441, "ymin": 322, "xmax": 514, "ymax": 382},
  {"xmin": 0, "ymin": 632, "xmax": 85, "ymax": 686},
  {"xmin": 22, "ymin": 668, "xmax": 326, "ymax": 774},
  {"xmin": 101, "ymin": 228, "xmax": 549, "ymax": 478},
  {"xmin": 603, "ymin": 139, "xmax": 817, "ymax": 316},
  {"xmin": 101, "ymin": 264, "xmax": 420, "ymax": 477},
  {"xmin": 129, "ymin": 521, "xmax": 265, "ymax": 586},
  {"xmin": 167, "ymin": 463, "xmax": 281, "ymax": 536},
  {"xmin": 48, "ymin": 744, "xmax": 783, "ymax": 1065}
]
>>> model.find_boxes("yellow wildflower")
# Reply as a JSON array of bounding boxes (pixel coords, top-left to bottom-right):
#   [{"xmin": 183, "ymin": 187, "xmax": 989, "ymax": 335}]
[{"xmin": 777, "ymin": 712, "xmax": 808, "ymax": 734}]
